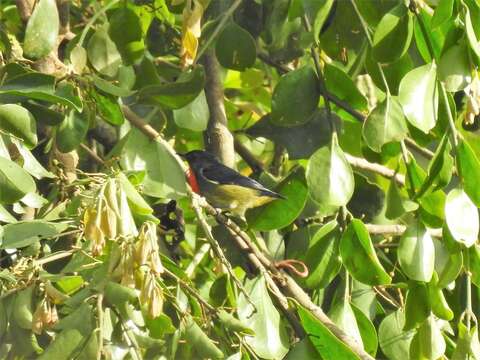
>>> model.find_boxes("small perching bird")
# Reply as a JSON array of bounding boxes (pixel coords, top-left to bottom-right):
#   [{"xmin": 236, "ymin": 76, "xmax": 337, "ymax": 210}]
[{"xmin": 179, "ymin": 150, "xmax": 285, "ymax": 216}]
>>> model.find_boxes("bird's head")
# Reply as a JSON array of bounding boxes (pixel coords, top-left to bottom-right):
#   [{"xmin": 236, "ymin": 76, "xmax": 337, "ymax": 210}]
[{"xmin": 178, "ymin": 150, "xmax": 219, "ymax": 171}]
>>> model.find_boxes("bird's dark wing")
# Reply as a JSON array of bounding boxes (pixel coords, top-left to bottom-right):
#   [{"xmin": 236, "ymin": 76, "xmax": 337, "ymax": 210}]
[{"xmin": 201, "ymin": 164, "xmax": 284, "ymax": 199}]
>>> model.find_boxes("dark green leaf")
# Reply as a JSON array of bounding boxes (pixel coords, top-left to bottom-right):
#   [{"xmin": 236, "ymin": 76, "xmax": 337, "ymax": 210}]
[
  {"xmin": 469, "ymin": 244, "xmax": 480, "ymax": 288},
  {"xmin": 184, "ymin": 317, "xmax": 224, "ymax": 359},
  {"xmin": 372, "ymin": 4, "xmax": 413, "ymax": 63},
  {"xmin": 108, "ymin": 7, "xmax": 144, "ymax": 64},
  {"xmin": 246, "ymin": 109, "xmax": 335, "ymax": 160},
  {"xmin": 329, "ymin": 297, "xmax": 363, "ymax": 348},
  {"xmin": 216, "ymin": 22, "xmax": 256, "ymax": 71},
  {"xmin": 271, "ymin": 66, "xmax": 319, "ymax": 126},
  {"xmin": 427, "ymin": 272, "xmax": 453, "ymax": 321},
  {"xmin": 365, "ymin": 51, "xmax": 413, "ymax": 95},
  {"xmin": 138, "ymin": 66, "xmax": 205, "ymax": 109},
  {"xmin": 23, "ymin": 102, "xmax": 64, "ymax": 126},
  {"xmin": 434, "ymin": 237, "xmax": 463, "ymax": 288},
  {"xmin": 90, "ymin": 89, "xmax": 124, "ymax": 126},
  {"xmin": 247, "ymin": 166, "xmax": 308, "ymax": 231},
  {"xmin": 404, "ymin": 282, "xmax": 430, "ymax": 330},
  {"xmin": 340, "ymin": 219, "xmax": 391, "ymax": 285},
  {"xmin": 431, "ymin": 0, "xmax": 454, "ymax": 28},
  {"xmin": 351, "ymin": 304, "xmax": 378, "ymax": 356},
  {"xmin": 56, "ymin": 110, "xmax": 89, "ymax": 153},
  {"xmin": 303, "ymin": 221, "xmax": 342, "ymax": 289},
  {"xmin": 92, "ymin": 74, "xmax": 135, "ymax": 97},
  {"xmin": 385, "ymin": 179, "xmax": 418, "ymax": 220},
  {"xmin": 23, "ymin": 0, "xmax": 59, "ymax": 59},
  {"xmin": 464, "ymin": 3, "xmax": 480, "ymax": 61},
  {"xmin": 324, "ymin": 63, "xmax": 367, "ymax": 111}
]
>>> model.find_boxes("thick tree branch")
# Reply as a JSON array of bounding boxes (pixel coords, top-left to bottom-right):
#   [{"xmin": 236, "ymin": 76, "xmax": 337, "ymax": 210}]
[
  {"xmin": 201, "ymin": 52, "xmax": 235, "ymax": 167},
  {"xmin": 345, "ymin": 153, "xmax": 405, "ymax": 186},
  {"xmin": 15, "ymin": 0, "xmax": 34, "ymax": 22}
]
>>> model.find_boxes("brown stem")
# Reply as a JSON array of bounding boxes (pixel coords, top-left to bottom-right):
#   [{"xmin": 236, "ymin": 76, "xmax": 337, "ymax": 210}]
[
  {"xmin": 234, "ymin": 138, "xmax": 264, "ymax": 174},
  {"xmin": 201, "ymin": 52, "xmax": 235, "ymax": 167},
  {"xmin": 15, "ymin": 0, "xmax": 34, "ymax": 22},
  {"xmin": 56, "ymin": 0, "xmax": 70, "ymax": 35},
  {"xmin": 345, "ymin": 153, "xmax": 405, "ymax": 186}
]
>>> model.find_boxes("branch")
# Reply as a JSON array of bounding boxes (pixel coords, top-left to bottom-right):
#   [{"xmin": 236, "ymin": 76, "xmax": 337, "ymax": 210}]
[
  {"xmin": 234, "ymin": 138, "xmax": 264, "ymax": 174},
  {"xmin": 201, "ymin": 52, "xmax": 235, "ymax": 167},
  {"xmin": 345, "ymin": 153, "xmax": 405, "ymax": 186},
  {"xmin": 15, "ymin": 0, "xmax": 34, "ymax": 22},
  {"xmin": 365, "ymin": 224, "xmax": 442, "ymax": 237}
]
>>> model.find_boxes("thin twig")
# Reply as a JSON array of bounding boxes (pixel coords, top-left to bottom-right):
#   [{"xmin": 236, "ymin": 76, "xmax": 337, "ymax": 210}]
[
  {"xmin": 345, "ymin": 153, "xmax": 405, "ymax": 186},
  {"xmin": 97, "ymin": 293, "xmax": 104, "ymax": 360},
  {"xmin": 80, "ymin": 143, "xmax": 105, "ymax": 166}
]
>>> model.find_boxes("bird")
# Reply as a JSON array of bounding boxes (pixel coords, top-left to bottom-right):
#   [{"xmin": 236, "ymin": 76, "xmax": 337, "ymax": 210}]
[{"xmin": 179, "ymin": 150, "xmax": 285, "ymax": 216}]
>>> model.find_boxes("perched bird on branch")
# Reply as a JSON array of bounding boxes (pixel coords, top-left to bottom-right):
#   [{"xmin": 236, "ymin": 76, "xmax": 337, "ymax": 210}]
[{"xmin": 179, "ymin": 150, "xmax": 284, "ymax": 217}]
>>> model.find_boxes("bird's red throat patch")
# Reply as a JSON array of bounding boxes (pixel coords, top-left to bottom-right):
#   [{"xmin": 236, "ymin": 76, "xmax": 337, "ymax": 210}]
[{"xmin": 186, "ymin": 167, "xmax": 200, "ymax": 194}]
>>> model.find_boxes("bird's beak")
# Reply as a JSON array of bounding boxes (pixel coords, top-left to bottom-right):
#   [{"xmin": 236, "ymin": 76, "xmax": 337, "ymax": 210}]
[{"xmin": 177, "ymin": 152, "xmax": 186, "ymax": 159}]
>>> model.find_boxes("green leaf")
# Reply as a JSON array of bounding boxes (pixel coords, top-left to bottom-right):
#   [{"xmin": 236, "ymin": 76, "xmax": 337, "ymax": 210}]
[
  {"xmin": 385, "ymin": 179, "xmax": 419, "ymax": 220},
  {"xmin": 173, "ymin": 91, "xmax": 209, "ymax": 131},
  {"xmin": 1, "ymin": 220, "xmax": 67, "ymax": 249},
  {"xmin": 464, "ymin": 3, "xmax": 480, "ymax": 61},
  {"xmin": 398, "ymin": 62, "xmax": 438, "ymax": 133},
  {"xmin": 445, "ymin": 188, "xmax": 479, "ymax": 247},
  {"xmin": 438, "ymin": 43, "xmax": 472, "ymax": 92},
  {"xmin": 284, "ymin": 338, "xmax": 321, "ymax": 360},
  {"xmin": 0, "ymin": 156, "xmax": 36, "ymax": 204},
  {"xmin": 184, "ymin": 317, "xmax": 224, "ymax": 359},
  {"xmin": 362, "ymin": 95, "xmax": 408, "ymax": 152},
  {"xmin": 340, "ymin": 219, "xmax": 391, "ymax": 285},
  {"xmin": 70, "ymin": 45, "xmax": 87, "ymax": 75},
  {"xmin": 116, "ymin": 172, "xmax": 153, "ymax": 216},
  {"xmin": 145, "ymin": 314, "xmax": 176, "ymax": 339},
  {"xmin": 351, "ymin": 304, "xmax": 378, "ymax": 356},
  {"xmin": 38, "ymin": 329, "xmax": 85, "ymax": 360},
  {"xmin": 0, "ymin": 72, "xmax": 82, "ymax": 111},
  {"xmin": 12, "ymin": 285, "xmax": 34, "ymax": 329},
  {"xmin": 365, "ymin": 51, "xmax": 413, "ymax": 95},
  {"xmin": 329, "ymin": 297, "xmax": 363, "ymax": 349},
  {"xmin": 378, "ymin": 310, "xmax": 415, "ymax": 360},
  {"xmin": 23, "ymin": 0, "xmax": 59, "ymax": 60},
  {"xmin": 216, "ymin": 22, "xmax": 256, "ymax": 71},
  {"xmin": 372, "ymin": 4, "xmax": 414, "ymax": 63},
  {"xmin": 431, "ymin": 0, "xmax": 454, "ymax": 28},
  {"xmin": 413, "ymin": 7, "xmax": 446, "ymax": 63},
  {"xmin": 398, "ymin": 221, "xmax": 435, "ymax": 282},
  {"xmin": 89, "ymin": 89, "xmax": 124, "ymax": 126},
  {"xmin": 457, "ymin": 139, "xmax": 480, "ymax": 207},
  {"xmin": 415, "ymin": 133, "xmax": 453, "ymax": 198},
  {"xmin": 409, "ymin": 316, "xmax": 446, "ymax": 360},
  {"xmin": 87, "ymin": 26, "xmax": 122, "ymax": 77},
  {"xmin": 469, "ymin": 244, "xmax": 480, "ymax": 288},
  {"xmin": 427, "ymin": 272, "xmax": 453, "ymax": 321},
  {"xmin": 246, "ymin": 109, "xmax": 335, "ymax": 160},
  {"xmin": 138, "ymin": 66, "xmax": 205, "ymax": 109},
  {"xmin": 404, "ymin": 282, "xmax": 430, "ymax": 330},
  {"xmin": 238, "ymin": 275, "xmax": 289, "ymax": 359},
  {"xmin": 217, "ymin": 310, "xmax": 254, "ymax": 335},
  {"xmin": 247, "ymin": 167, "xmax": 308, "ymax": 231},
  {"xmin": 23, "ymin": 102, "xmax": 64, "ymax": 126},
  {"xmin": 303, "ymin": 221, "xmax": 342, "ymax": 289},
  {"xmin": 121, "ymin": 129, "xmax": 187, "ymax": 198},
  {"xmin": 104, "ymin": 281, "xmax": 138, "ymax": 307},
  {"xmin": 434, "ymin": 237, "xmax": 463, "ymax": 288},
  {"xmin": 108, "ymin": 7, "xmax": 144, "ymax": 64},
  {"xmin": 91, "ymin": 74, "xmax": 135, "ymax": 97},
  {"xmin": 307, "ymin": 134, "xmax": 354, "ymax": 207},
  {"xmin": 324, "ymin": 63, "xmax": 367, "ymax": 111},
  {"xmin": 271, "ymin": 66, "xmax": 320, "ymax": 127},
  {"xmin": 297, "ymin": 304, "xmax": 360, "ymax": 360},
  {"xmin": 0, "ymin": 104, "xmax": 37, "ymax": 148},
  {"xmin": 56, "ymin": 110, "xmax": 89, "ymax": 153},
  {"xmin": 13, "ymin": 138, "xmax": 55, "ymax": 179}
]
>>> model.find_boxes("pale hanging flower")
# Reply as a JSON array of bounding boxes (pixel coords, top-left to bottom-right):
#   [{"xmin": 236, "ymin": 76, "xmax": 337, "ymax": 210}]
[
  {"xmin": 135, "ymin": 221, "xmax": 164, "ymax": 275},
  {"xmin": 32, "ymin": 297, "xmax": 58, "ymax": 334},
  {"xmin": 140, "ymin": 270, "xmax": 163, "ymax": 318},
  {"xmin": 180, "ymin": 0, "xmax": 204, "ymax": 66},
  {"xmin": 112, "ymin": 241, "xmax": 136, "ymax": 288}
]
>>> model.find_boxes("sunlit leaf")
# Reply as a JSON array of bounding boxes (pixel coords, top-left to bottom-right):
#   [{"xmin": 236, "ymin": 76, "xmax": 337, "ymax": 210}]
[{"xmin": 445, "ymin": 188, "xmax": 479, "ymax": 247}]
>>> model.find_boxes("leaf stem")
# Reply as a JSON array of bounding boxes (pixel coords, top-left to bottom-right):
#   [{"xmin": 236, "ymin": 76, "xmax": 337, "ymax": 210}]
[
  {"xmin": 302, "ymin": 15, "xmax": 336, "ymax": 134},
  {"xmin": 465, "ymin": 249, "xmax": 472, "ymax": 330},
  {"xmin": 78, "ymin": 0, "xmax": 120, "ymax": 47},
  {"xmin": 194, "ymin": 0, "xmax": 243, "ymax": 63}
]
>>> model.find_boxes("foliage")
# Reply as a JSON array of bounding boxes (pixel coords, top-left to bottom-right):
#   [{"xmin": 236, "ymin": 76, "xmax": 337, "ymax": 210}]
[{"xmin": 0, "ymin": 0, "xmax": 479, "ymax": 359}]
